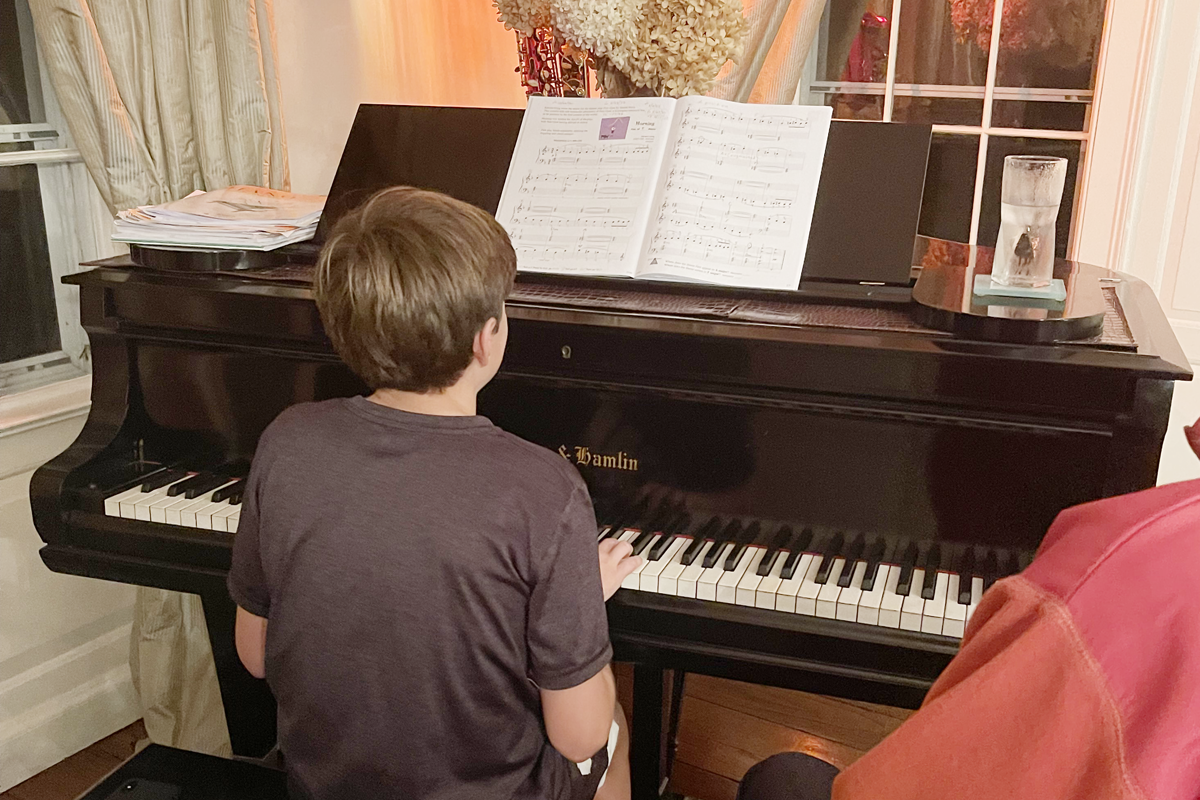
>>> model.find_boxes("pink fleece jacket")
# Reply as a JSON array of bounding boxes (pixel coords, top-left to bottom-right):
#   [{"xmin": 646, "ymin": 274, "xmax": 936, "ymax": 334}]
[{"xmin": 834, "ymin": 475, "xmax": 1200, "ymax": 800}]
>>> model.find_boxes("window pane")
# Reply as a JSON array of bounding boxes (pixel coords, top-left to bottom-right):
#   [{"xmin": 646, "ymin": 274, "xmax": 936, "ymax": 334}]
[
  {"xmin": 977, "ymin": 137, "xmax": 1082, "ymax": 258},
  {"xmin": 918, "ymin": 133, "xmax": 979, "ymax": 244},
  {"xmin": 993, "ymin": 0, "xmax": 1104, "ymax": 89},
  {"xmin": 893, "ymin": 95, "xmax": 983, "ymax": 125},
  {"xmin": 991, "ymin": 99, "xmax": 1088, "ymax": 131},
  {"xmin": 0, "ymin": 0, "xmax": 41, "ymax": 125},
  {"xmin": 0, "ymin": 164, "xmax": 60, "ymax": 362},
  {"xmin": 816, "ymin": 0, "xmax": 891, "ymax": 120}
]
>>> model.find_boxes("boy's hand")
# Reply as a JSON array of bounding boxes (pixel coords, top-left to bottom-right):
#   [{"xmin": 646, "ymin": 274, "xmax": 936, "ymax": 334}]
[{"xmin": 599, "ymin": 539, "xmax": 642, "ymax": 600}]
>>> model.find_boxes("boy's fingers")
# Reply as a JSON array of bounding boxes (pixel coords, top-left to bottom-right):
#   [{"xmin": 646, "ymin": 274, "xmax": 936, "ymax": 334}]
[
  {"xmin": 615, "ymin": 555, "xmax": 642, "ymax": 581},
  {"xmin": 599, "ymin": 539, "xmax": 634, "ymax": 561}
]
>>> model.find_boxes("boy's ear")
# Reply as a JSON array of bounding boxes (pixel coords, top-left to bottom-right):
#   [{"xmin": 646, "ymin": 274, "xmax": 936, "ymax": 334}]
[
  {"xmin": 1187, "ymin": 419, "xmax": 1200, "ymax": 460},
  {"xmin": 473, "ymin": 317, "xmax": 502, "ymax": 366}
]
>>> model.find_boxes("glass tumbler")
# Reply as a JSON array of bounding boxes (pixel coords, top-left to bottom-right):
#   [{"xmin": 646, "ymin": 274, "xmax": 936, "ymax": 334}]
[{"xmin": 992, "ymin": 156, "xmax": 1067, "ymax": 288}]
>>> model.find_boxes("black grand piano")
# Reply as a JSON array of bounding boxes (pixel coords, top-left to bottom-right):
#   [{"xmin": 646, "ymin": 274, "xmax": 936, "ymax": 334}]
[{"xmin": 30, "ymin": 106, "xmax": 1191, "ymax": 799}]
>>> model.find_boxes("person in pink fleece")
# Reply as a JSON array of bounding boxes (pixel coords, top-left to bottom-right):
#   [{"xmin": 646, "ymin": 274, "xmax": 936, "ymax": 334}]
[{"xmin": 737, "ymin": 419, "xmax": 1200, "ymax": 800}]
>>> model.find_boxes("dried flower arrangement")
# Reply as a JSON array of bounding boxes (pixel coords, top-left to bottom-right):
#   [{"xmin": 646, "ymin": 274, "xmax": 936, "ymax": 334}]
[{"xmin": 495, "ymin": 0, "xmax": 748, "ymax": 98}]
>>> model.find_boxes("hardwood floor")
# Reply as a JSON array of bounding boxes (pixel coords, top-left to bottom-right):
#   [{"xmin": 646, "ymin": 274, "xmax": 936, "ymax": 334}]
[
  {"xmin": 3, "ymin": 673, "xmax": 908, "ymax": 800},
  {"xmin": 2, "ymin": 722, "xmax": 146, "ymax": 800},
  {"xmin": 614, "ymin": 666, "xmax": 911, "ymax": 800}
]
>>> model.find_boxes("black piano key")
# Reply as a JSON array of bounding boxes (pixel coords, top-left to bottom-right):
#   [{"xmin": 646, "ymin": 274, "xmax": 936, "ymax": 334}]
[
  {"xmin": 921, "ymin": 542, "xmax": 942, "ymax": 600},
  {"xmin": 140, "ymin": 469, "xmax": 188, "ymax": 492},
  {"xmin": 859, "ymin": 538, "xmax": 887, "ymax": 592},
  {"xmin": 980, "ymin": 549, "xmax": 1000, "ymax": 591},
  {"xmin": 723, "ymin": 521, "xmax": 761, "ymax": 570},
  {"xmin": 894, "ymin": 540, "xmax": 919, "ymax": 595},
  {"xmin": 678, "ymin": 518, "xmax": 719, "ymax": 567},
  {"xmin": 957, "ymin": 546, "xmax": 977, "ymax": 604},
  {"xmin": 779, "ymin": 549, "xmax": 803, "ymax": 580},
  {"xmin": 779, "ymin": 527, "xmax": 816, "ymax": 580},
  {"xmin": 629, "ymin": 529, "xmax": 657, "ymax": 556},
  {"xmin": 813, "ymin": 531, "xmax": 845, "ymax": 585},
  {"xmin": 229, "ymin": 490, "xmax": 243, "ymax": 506},
  {"xmin": 211, "ymin": 480, "xmax": 244, "ymax": 503},
  {"xmin": 1018, "ymin": 551, "xmax": 1034, "ymax": 571},
  {"xmin": 837, "ymin": 534, "xmax": 867, "ymax": 588},
  {"xmin": 183, "ymin": 474, "xmax": 234, "ymax": 499},
  {"xmin": 756, "ymin": 525, "xmax": 794, "ymax": 576},
  {"xmin": 703, "ymin": 521, "xmax": 741, "ymax": 568},
  {"xmin": 647, "ymin": 514, "xmax": 688, "ymax": 561},
  {"xmin": 168, "ymin": 472, "xmax": 211, "ymax": 497},
  {"xmin": 1000, "ymin": 550, "xmax": 1022, "ymax": 580}
]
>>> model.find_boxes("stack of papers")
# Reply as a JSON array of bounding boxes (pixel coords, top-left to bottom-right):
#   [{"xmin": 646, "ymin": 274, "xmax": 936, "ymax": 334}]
[{"xmin": 114, "ymin": 186, "xmax": 325, "ymax": 251}]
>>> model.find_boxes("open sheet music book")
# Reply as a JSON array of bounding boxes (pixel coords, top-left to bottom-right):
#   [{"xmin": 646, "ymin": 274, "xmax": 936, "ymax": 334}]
[{"xmin": 495, "ymin": 96, "xmax": 833, "ymax": 291}]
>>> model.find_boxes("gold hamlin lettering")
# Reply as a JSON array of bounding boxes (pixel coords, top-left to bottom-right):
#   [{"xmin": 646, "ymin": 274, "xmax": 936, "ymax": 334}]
[{"xmin": 557, "ymin": 445, "xmax": 639, "ymax": 472}]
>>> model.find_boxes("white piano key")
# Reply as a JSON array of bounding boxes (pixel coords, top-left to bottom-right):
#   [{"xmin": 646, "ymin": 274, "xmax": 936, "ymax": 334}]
[
  {"xmin": 857, "ymin": 564, "xmax": 892, "ymax": 625},
  {"xmin": 816, "ymin": 558, "xmax": 846, "ymax": 619},
  {"xmin": 211, "ymin": 504, "xmax": 241, "ymax": 532},
  {"xmin": 105, "ymin": 486, "xmax": 146, "ymax": 517},
  {"xmin": 639, "ymin": 537, "xmax": 687, "ymax": 593},
  {"xmin": 754, "ymin": 553, "xmax": 788, "ymax": 610},
  {"xmin": 130, "ymin": 477, "xmax": 194, "ymax": 521},
  {"xmin": 795, "ymin": 556, "xmax": 825, "ymax": 616},
  {"xmin": 735, "ymin": 549, "xmax": 769, "ymax": 606},
  {"xmin": 965, "ymin": 576, "xmax": 984, "ymax": 626},
  {"xmin": 717, "ymin": 546, "xmax": 762, "ymax": 604},
  {"xmin": 697, "ymin": 543, "xmax": 733, "ymax": 601},
  {"xmin": 176, "ymin": 495, "xmax": 218, "ymax": 528},
  {"xmin": 193, "ymin": 500, "xmax": 231, "ymax": 530},
  {"xmin": 900, "ymin": 568, "xmax": 926, "ymax": 631},
  {"xmin": 622, "ymin": 534, "xmax": 661, "ymax": 589},
  {"xmin": 775, "ymin": 553, "xmax": 814, "ymax": 613},
  {"xmin": 921, "ymin": 572, "xmax": 950, "ymax": 635},
  {"xmin": 879, "ymin": 566, "xmax": 904, "ymax": 628},
  {"xmin": 677, "ymin": 541, "xmax": 715, "ymax": 599},
  {"xmin": 943, "ymin": 574, "xmax": 967, "ymax": 638},
  {"xmin": 657, "ymin": 537, "xmax": 696, "ymax": 596},
  {"xmin": 836, "ymin": 561, "xmax": 868, "ymax": 622},
  {"xmin": 149, "ymin": 493, "xmax": 196, "ymax": 524}
]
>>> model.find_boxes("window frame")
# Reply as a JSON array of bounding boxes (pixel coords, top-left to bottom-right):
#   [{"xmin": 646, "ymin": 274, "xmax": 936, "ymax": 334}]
[
  {"xmin": 1, "ymin": 0, "xmax": 116, "ymax": 396},
  {"xmin": 795, "ymin": 0, "xmax": 1105, "ymax": 256}
]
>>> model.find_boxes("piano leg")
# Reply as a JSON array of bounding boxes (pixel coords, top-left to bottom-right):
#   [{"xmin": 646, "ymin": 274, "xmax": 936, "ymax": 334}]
[
  {"xmin": 199, "ymin": 588, "xmax": 278, "ymax": 758},
  {"xmin": 631, "ymin": 664, "xmax": 665, "ymax": 800}
]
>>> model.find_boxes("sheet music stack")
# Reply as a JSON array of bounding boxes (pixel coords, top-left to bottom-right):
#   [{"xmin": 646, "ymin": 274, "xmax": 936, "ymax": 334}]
[{"xmin": 114, "ymin": 185, "xmax": 325, "ymax": 251}]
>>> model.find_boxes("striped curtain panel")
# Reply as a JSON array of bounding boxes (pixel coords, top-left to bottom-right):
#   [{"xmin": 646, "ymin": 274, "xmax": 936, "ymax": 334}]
[
  {"xmin": 709, "ymin": 0, "xmax": 827, "ymax": 104},
  {"xmin": 26, "ymin": 0, "xmax": 288, "ymax": 213},
  {"xmin": 25, "ymin": 0, "xmax": 291, "ymax": 757}
]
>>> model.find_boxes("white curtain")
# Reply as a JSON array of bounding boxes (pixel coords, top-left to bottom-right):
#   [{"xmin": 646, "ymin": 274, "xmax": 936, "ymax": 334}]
[
  {"xmin": 26, "ymin": 0, "xmax": 288, "ymax": 213},
  {"xmin": 709, "ymin": 0, "xmax": 827, "ymax": 104},
  {"xmin": 25, "ymin": 0, "xmax": 291, "ymax": 757}
]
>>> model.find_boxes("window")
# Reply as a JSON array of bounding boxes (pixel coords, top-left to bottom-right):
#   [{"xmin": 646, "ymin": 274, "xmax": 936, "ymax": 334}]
[
  {"xmin": 1, "ymin": 0, "xmax": 113, "ymax": 395},
  {"xmin": 798, "ymin": 0, "xmax": 1104, "ymax": 257}
]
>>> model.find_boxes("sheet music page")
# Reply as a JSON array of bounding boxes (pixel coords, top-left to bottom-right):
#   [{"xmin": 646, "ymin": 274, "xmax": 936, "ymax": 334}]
[
  {"xmin": 495, "ymin": 96, "xmax": 676, "ymax": 277},
  {"xmin": 636, "ymin": 96, "xmax": 833, "ymax": 290}
]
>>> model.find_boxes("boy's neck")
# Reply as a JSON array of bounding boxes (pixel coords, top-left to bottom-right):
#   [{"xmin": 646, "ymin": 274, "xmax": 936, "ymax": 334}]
[{"xmin": 367, "ymin": 385, "xmax": 477, "ymax": 417}]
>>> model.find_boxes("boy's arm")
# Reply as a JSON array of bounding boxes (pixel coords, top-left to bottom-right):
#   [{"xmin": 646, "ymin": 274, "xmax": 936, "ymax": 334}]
[
  {"xmin": 528, "ymin": 486, "xmax": 631, "ymax": 762},
  {"xmin": 235, "ymin": 607, "xmax": 268, "ymax": 679},
  {"xmin": 540, "ymin": 664, "xmax": 617, "ymax": 762}
]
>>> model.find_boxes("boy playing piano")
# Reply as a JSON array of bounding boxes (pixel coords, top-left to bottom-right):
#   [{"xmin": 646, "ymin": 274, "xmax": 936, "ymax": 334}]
[{"xmin": 227, "ymin": 187, "xmax": 641, "ymax": 800}]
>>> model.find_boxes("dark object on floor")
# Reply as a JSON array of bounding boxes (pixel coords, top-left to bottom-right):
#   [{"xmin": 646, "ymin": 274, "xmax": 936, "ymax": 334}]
[
  {"xmin": 80, "ymin": 745, "xmax": 286, "ymax": 800},
  {"xmin": 735, "ymin": 752, "xmax": 839, "ymax": 800}
]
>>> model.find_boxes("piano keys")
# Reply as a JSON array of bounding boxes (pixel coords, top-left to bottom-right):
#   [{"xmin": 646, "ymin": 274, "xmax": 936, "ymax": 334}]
[{"xmin": 600, "ymin": 503, "xmax": 1019, "ymax": 639}]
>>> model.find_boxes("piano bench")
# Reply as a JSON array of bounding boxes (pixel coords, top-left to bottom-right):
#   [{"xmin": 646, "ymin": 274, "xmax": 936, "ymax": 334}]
[{"xmin": 78, "ymin": 744, "xmax": 287, "ymax": 800}]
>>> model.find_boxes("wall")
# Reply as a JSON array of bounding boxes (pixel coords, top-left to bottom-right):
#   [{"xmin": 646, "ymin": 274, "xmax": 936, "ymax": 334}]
[
  {"xmin": 1075, "ymin": 0, "xmax": 1200, "ymax": 485},
  {"xmin": 273, "ymin": 0, "xmax": 527, "ymax": 196},
  {"xmin": 0, "ymin": 378, "xmax": 140, "ymax": 791}
]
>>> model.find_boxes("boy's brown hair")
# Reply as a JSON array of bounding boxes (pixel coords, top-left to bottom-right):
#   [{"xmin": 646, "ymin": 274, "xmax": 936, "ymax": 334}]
[{"xmin": 315, "ymin": 187, "xmax": 517, "ymax": 392}]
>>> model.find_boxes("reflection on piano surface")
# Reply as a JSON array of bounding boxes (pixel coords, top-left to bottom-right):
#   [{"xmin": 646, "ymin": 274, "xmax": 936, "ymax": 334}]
[{"xmin": 29, "ymin": 237, "xmax": 1190, "ymax": 799}]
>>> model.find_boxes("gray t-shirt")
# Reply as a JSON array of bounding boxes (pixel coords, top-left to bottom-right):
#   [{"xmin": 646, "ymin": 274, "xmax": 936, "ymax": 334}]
[{"xmin": 228, "ymin": 396, "xmax": 612, "ymax": 800}]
